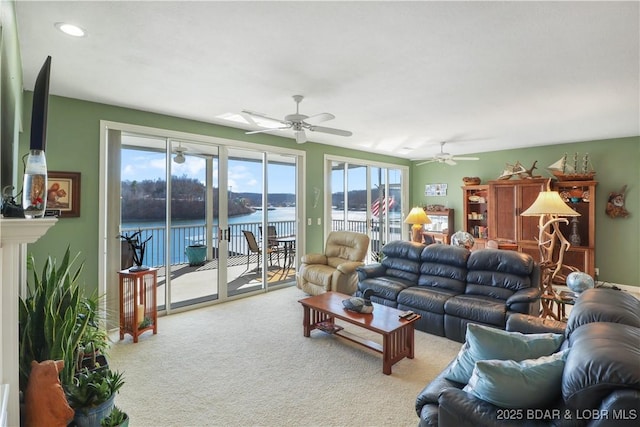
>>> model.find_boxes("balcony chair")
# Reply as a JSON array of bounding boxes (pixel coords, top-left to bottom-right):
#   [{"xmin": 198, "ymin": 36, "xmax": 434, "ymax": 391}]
[
  {"xmin": 242, "ymin": 230, "xmax": 278, "ymax": 272},
  {"xmin": 259, "ymin": 225, "xmax": 280, "ymax": 251},
  {"xmin": 296, "ymin": 231, "xmax": 370, "ymax": 296}
]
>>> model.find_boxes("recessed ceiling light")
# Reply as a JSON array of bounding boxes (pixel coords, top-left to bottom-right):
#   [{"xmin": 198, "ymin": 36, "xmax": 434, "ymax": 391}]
[{"xmin": 54, "ymin": 22, "xmax": 87, "ymax": 37}]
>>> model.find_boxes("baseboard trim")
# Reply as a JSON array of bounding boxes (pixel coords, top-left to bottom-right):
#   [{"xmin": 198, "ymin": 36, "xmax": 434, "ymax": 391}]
[{"xmin": 596, "ymin": 282, "xmax": 640, "ymax": 300}]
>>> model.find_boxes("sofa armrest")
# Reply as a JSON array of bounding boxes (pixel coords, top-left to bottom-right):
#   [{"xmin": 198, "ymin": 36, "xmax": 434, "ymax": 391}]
[
  {"xmin": 300, "ymin": 253, "xmax": 327, "ymax": 265},
  {"xmin": 438, "ymin": 388, "xmax": 549, "ymax": 427},
  {"xmin": 506, "ymin": 287, "xmax": 540, "ymax": 307},
  {"xmin": 590, "ymin": 390, "xmax": 640, "ymax": 427},
  {"xmin": 356, "ymin": 263, "xmax": 386, "ymax": 280},
  {"xmin": 336, "ymin": 261, "xmax": 364, "ymax": 276},
  {"xmin": 506, "ymin": 313, "xmax": 566, "ymax": 335}
]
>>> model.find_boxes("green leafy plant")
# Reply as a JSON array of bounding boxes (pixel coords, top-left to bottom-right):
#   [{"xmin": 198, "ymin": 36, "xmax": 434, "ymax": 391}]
[
  {"xmin": 100, "ymin": 406, "xmax": 128, "ymax": 427},
  {"xmin": 18, "ymin": 247, "xmax": 91, "ymax": 390},
  {"xmin": 66, "ymin": 368, "xmax": 125, "ymax": 410},
  {"xmin": 76, "ymin": 295, "xmax": 111, "ymax": 372}
]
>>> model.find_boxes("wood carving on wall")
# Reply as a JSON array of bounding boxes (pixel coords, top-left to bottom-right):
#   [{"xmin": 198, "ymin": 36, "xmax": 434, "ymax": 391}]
[{"xmin": 605, "ymin": 185, "xmax": 629, "ymax": 218}]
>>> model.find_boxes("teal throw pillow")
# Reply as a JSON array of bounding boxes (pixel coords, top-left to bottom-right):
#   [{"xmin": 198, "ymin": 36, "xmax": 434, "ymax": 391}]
[
  {"xmin": 463, "ymin": 349, "xmax": 569, "ymax": 408},
  {"xmin": 444, "ymin": 323, "xmax": 564, "ymax": 384}
]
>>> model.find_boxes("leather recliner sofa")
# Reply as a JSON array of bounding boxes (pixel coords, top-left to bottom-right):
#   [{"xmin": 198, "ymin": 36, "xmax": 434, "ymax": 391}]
[
  {"xmin": 297, "ymin": 230, "xmax": 370, "ymax": 296},
  {"xmin": 416, "ymin": 288, "xmax": 640, "ymax": 426},
  {"xmin": 356, "ymin": 240, "xmax": 541, "ymax": 342}
]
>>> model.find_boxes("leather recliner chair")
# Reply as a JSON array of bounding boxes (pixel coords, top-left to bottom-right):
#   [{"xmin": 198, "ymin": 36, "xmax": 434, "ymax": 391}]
[{"xmin": 296, "ymin": 231, "xmax": 370, "ymax": 296}]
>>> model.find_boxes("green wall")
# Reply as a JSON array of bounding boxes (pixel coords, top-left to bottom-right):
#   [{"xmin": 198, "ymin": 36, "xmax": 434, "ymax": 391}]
[
  {"xmin": 21, "ymin": 92, "xmax": 638, "ymax": 290},
  {"xmin": 18, "ymin": 93, "xmax": 408, "ymax": 294},
  {"xmin": 411, "ymin": 137, "xmax": 640, "ymax": 286}
]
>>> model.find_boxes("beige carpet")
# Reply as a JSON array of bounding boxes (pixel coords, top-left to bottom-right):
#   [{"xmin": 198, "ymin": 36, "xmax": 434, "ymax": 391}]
[{"xmin": 107, "ymin": 286, "xmax": 461, "ymax": 427}]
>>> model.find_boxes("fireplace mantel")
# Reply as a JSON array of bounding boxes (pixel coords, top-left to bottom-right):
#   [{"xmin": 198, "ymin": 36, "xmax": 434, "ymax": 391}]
[{"xmin": 0, "ymin": 217, "xmax": 56, "ymax": 427}]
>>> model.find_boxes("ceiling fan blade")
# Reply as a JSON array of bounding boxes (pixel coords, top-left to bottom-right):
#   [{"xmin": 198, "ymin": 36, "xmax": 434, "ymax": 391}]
[
  {"xmin": 445, "ymin": 159, "xmax": 457, "ymax": 166},
  {"xmin": 415, "ymin": 159, "xmax": 437, "ymax": 166},
  {"xmin": 241, "ymin": 110, "xmax": 286, "ymax": 125},
  {"xmin": 308, "ymin": 125, "xmax": 352, "ymax": 137},
  {"xmin": 304, "ymin": 112, "xmax": 335, "ymax": 124},
  {"xmin": 295, "ymin": 130, "xmax": 307, "ymax": 144},
  {"xmin": 451, "ymin": 156, "xmax": 480, "ymax": 161},
  {"xmin": 245, "ymin": 127, "xmax": 289, "ymax": 135}
]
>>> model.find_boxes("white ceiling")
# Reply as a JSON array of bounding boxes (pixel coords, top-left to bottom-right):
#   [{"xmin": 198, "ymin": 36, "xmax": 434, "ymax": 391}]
[{"xmin": 15, "ymin": 1, "xmax": 640, "ymax": 161}]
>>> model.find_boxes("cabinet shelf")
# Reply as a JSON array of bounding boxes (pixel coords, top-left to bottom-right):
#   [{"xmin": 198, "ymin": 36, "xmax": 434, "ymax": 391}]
[{"xmin": 462, "ymin": 185, "xmax": 489, "ymax": 248}]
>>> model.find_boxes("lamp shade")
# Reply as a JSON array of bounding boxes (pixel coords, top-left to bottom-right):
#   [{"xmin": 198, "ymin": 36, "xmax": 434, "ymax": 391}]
[
  {"xmin": 521, "ymin": 191, "xmax": 580, "ymax": 217},
  {"xmin": 404, "ymin": 207, "xmax": 431, "ymax": 225}
]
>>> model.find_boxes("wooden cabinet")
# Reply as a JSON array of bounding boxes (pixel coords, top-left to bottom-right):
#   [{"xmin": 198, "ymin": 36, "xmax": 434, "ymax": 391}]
[
  {"xmin": 467, "ymin": 178, "xmax": 597, "ymax": 278},
  {"xmin": 551, "ymin": 180, "xmax": 597, "ymax": 277},
  {"xmin": 462, "ymin": 185, "xmax": 489, "ymax": 250},
  {"xmin": 423, "ymin": 207, "xmax": 453, "ymax": 244},
  {"xmin": 488, "ymin": 178, "xmax": 548, "ymax": 247}
]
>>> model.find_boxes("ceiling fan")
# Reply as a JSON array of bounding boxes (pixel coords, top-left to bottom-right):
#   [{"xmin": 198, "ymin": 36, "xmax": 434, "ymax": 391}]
[
  {"xmin": 241, "ymin": 95, "xmax": 352, "ymax": 144},
  {"xmin": 416, "ymin": 141, "xmax": 480, "ymax": 166},
  {"xmin": 173, "ymin": 143, "xmax": 187, "ymax": 164}
]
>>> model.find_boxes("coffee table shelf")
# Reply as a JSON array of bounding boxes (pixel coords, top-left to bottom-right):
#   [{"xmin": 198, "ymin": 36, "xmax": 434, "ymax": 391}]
[{"xmin": 299, "ymin": 292, "xmax": 420, "ymax": 375}]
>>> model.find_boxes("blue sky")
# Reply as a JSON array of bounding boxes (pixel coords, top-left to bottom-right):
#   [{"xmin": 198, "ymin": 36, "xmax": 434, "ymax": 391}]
[{"xmin": 121, "ymin": 149, "xmax": 296, "ymax": 193}]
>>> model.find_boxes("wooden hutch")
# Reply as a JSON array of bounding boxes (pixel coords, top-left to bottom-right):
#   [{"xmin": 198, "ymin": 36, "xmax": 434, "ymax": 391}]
[{"xmin": 462, "ymin": 178, "xmax": 597, "ymax": 277}]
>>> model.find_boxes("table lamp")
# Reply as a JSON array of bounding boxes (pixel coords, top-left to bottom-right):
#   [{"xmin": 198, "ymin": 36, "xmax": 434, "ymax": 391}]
[
  {"xmin": 521, "ymin": 189, "xmax": 579, "ymax": 294},
  {"xmin": 404, "ymin": 207, "xmax": 431, "ymax": 243}
]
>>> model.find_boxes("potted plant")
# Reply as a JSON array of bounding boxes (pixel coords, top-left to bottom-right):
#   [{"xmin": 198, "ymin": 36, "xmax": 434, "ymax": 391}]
[
  {"xmin": 76, "ymin": 297, "xmax": 110, "ymax": 373},
  {"xmin": 19, "ymin": 247, "xmax": 91, "ymax": 391},
  {"xmin": 101, "ymin": 405, "xmax": 129, "ymax": 427},
  {"xmin": 185, "ymin": 243, "xmax": 207, "ymax": 266},
  {"xmin": 66, "ymin": 367, "xmax": 125, "ymax": 427}
]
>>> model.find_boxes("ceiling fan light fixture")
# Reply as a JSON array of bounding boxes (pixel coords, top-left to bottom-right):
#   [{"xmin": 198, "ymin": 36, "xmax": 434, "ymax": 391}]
[
  {"xmin": 173, "ymin": 143, "xmax": 186, "ymax": 164},
  {"xmin": 173, "ymin": 152, "xmax": 185, "ymax": 164},
  {"xmin": 295, "ymin": 130, "xmax": 306, "ymax": 144}
]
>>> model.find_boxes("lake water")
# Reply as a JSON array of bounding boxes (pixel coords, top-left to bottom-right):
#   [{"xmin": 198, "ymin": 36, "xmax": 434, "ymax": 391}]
[{"xmin": 122, "ymin": 207, "xmax": 399, "ymax": 266}]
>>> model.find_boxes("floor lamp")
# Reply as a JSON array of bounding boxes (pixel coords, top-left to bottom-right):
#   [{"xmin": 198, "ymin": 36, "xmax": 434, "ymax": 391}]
[
  {"xmin": 521, "ymin": 190, "xmax": 580, "ymax": 296},
  {"xmin": 404, "ymin": 207, "xmax": 431, "ymax": 243}
]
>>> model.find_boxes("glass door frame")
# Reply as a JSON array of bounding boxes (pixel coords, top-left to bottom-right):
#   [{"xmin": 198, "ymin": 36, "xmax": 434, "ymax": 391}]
[
  {"xmin": 323, "ymin": 154, "xmax": 409, "ymax": 262},
  {"xmin": 99, "ymin": 120, "xmax": 305, "ymax": 321}
]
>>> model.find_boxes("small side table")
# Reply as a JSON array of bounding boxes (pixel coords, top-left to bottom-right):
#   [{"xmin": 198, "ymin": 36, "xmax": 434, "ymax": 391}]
[
  {"xmin": 540, "ymin": 291, "xmax": 576, "ymax": 322},
  {"xmin": 118, "ymin": 268, "xmax": 158, "ymax": 343}
]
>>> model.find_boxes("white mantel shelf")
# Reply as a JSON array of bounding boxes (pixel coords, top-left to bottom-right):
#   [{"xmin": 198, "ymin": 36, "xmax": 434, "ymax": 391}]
[
  {"xmin": 1, "ymin": 218, "xmax": 57, "ymax": 243},
  {"xmin": 0, "ymin": 217, "xmax": 57, "ymax": 427}
]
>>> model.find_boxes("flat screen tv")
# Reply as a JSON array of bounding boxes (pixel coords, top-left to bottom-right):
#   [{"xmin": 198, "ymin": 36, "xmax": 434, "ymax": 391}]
[{"xmin": 30, "ymin": 56, "xmax": 51, "ymax": 151}]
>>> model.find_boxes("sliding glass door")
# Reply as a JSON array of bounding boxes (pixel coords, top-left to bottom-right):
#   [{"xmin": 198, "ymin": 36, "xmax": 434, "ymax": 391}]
[
  {"xmin": 107, "ymin": 126, "xmax": 302, "ymax": 318},
  {"xmin": 328, "ymin": 158, "xmax": 407, "ymax": 261}
]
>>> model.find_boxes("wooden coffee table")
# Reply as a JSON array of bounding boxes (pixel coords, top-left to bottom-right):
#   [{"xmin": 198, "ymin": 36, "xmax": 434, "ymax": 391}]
[{"xmin": 298, "ymin": 291, "xmax": 421, "ymax": 374}]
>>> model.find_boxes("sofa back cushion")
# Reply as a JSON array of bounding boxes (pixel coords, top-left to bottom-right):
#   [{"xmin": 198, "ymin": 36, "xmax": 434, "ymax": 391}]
[
  {"xmin": 465, "ymin": 249, "xmax": 535, "ymax": 300},
  {"xmin": 380, "ymin": 240, "xmax": 424, "ymax": 283},
  {"xmin": 565, "ymin": 288, "xmax": 640, "ymax": 339},
  {"xmin": 324, "ymin": 231, "xmax": 370, "ymax": 267},
  {"xmin": 563, "ymin": 322, "xmax": 640, "ymax": 412},
  {"xmin": 418, "ymin": 244, "xmax": 469, "ymax": 293}
]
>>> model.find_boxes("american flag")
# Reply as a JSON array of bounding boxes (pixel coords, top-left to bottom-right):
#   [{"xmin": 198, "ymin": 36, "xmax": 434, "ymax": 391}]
[{"xmin": 371, "ymin": 196, "xmax": 395, "ymax": 217}]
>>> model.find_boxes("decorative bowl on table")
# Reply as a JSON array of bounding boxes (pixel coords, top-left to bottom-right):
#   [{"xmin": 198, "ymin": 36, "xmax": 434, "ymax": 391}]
[
  {"xmin": 451, "ymin": 231, "xmax": 475, "ymax": 250},
  {"xmin": 566, "ymin": 272, "xmax": 595, "ymax": 294}
]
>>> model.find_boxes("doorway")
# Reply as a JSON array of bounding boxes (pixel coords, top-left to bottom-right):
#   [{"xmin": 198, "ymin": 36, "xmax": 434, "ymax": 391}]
[{"xmin": 99, "ymin": 121, "xmax": 304, "ymax": 325}]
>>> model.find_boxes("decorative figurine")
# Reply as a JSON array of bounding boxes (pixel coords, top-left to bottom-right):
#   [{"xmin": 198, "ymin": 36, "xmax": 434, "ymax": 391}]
[
  {"xmin": 605, "ymin": 185, "xmax": 629, "ymax": 218},
  {"xmin": 343, "ymin": 289, "xmax": 375, "ymax": 314}
]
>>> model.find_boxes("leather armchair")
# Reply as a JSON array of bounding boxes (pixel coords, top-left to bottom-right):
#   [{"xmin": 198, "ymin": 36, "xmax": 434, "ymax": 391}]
[{"xmin": 296, "ymin": 231, "xmax": 370, "ymax": 296}]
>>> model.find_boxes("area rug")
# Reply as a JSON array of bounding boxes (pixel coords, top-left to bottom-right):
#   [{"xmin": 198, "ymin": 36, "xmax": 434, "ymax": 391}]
[{"xmin": 107, "ymin": 286, "xmax": 461, "ymax": 426}]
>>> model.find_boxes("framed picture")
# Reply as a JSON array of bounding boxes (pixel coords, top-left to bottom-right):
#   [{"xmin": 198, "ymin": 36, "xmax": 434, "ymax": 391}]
[
  {"xmin": 46, "ymin": 171, "xmax": 81, "ymax": 217},
  {"xmin": 425, "ymin": 183, "xmax": 447, "ymax": 196}
]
